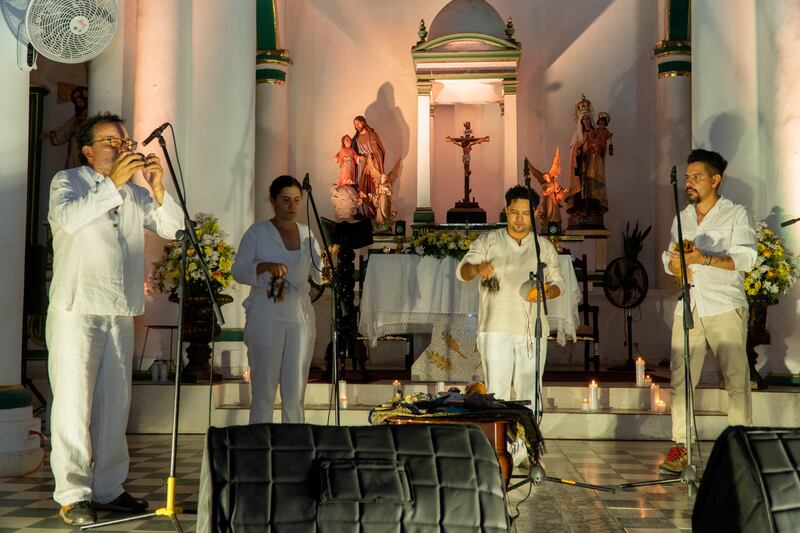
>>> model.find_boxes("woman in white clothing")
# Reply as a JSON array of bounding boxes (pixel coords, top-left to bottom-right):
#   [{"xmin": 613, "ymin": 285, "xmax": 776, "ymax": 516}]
[{"xmin": 231, "ymin": 175, "xmax": 322, "ymax": 423}]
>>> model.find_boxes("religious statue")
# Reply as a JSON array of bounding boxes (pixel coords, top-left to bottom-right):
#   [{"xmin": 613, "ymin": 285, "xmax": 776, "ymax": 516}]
[
  {"xmin": 42, "ymin": 85, "xmax": 88, "ymax": 169},
  {"xmin": 565, "ymin": 95, "xmax": 612, "ymax": 229},
  {"xmin": 446, "ymin": 122, "xmax": 490, "ymax": 205},
  {"xmin": 528, "ymin": 147, "xmax": 566, "ymax": 229},
  {"xmin": 330, "ymin": 134, "xmax": 363, "ymax": 221},
  {"xmin": 352, "ymin": 115, "xmax": 396, "ymax": 233},
  {"xmin": 445, "ymin": 122, "xmax": 490, "ymax": 223}
]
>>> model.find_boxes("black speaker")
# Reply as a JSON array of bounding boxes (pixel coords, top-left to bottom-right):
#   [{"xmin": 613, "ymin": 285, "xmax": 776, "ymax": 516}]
[
  {"xmin": 198, "ymin": 423, "xmax": 509, "ymax": 532},
  {"xmin": 693, "ymin": 426, "xmax": 800, "ymax": 533},
  {"xmin": 546, "ymin": 221, "xmax": 562, "ymax": 236},
  {"xmin": 394, "ymin": 219, "xmax": 406, "ymax": 237}
]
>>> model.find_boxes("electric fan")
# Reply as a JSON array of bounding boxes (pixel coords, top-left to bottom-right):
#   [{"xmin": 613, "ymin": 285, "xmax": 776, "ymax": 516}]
[
  {"xmin": 25, "ymin": 0, "xmax": 119, "ymax": 64},
  {"xmin": 604, "ymin": 222, "xmax": 651, "ymax": 370}
]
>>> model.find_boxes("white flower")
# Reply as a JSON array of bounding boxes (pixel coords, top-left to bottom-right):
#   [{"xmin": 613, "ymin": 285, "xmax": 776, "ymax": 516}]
[{"xmin": 415, "ymin": 245, "xmax": 424, "ymax": 255}]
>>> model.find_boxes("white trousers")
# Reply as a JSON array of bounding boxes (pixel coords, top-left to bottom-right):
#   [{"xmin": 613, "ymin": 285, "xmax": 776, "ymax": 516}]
[
  {"xmin": 244, "ymin": 316, "xmax": 316, "ymax": 424},
  {"xmin": 477, "ymin": 331, "xmax": 548, "ymax": 409},
  {"xmin": 46, "ymin": 308, "xmax": 134, "ymax": 506}
]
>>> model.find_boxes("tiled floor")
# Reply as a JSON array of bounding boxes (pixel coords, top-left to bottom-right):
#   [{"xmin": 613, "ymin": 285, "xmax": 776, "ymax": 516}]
[{"xmin": 0, "ymin": 435, "xmax": 698, "ymax": 532}]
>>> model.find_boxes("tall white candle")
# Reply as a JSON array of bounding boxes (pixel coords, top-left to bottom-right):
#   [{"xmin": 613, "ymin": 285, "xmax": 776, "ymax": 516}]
[
  {"xmin": 635, "ymin": 357, "xmax": 646, "ymax": 387},
  {"xmin": 339, "ymin": 380, "xmax": 348, "ymax": 409},
  {"xmin": 650, "ymin": 383, "xmax": 660, "ymax": 411},
  {"xmin": 589, "ymin": 380, "xmax": 599, "ymax": 411}
]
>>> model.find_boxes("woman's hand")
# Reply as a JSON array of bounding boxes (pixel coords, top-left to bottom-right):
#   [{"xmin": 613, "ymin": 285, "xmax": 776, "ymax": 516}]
[{"xmin": 257, "ymin": 262, "xmax": 288, "ymax": 278}]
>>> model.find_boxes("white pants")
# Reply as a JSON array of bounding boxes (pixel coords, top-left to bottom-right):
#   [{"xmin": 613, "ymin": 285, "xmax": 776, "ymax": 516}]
[
  {"xmin": 244, "ymin": 316, "xmax": 316, "ymax": 424},
  {"xmin": 46, "ymin": 308, "xmax": 134, "ymax": 506},
  {"xmin": 477, "ymin": 331, "xmax": 548, "ymax": 409}
]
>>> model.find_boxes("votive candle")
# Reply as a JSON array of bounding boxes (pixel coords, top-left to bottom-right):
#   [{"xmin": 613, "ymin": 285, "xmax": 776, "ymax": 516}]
[
  {"xmin": 644, "ymin": 375, "xmax": 652, "ymax": 387},
  {"xmin": 338, "ymin": 380, "xmax": 348, "ymax": 409},
  {"xmin": 635, "ymin": 357, "xmax": 646, "ymax": 387},
  {"xmin": 589, "ymin": 380, "xmax": 599, "ymax": 410},
  {"xmin": 650, "ymin": 383, "xmax": 660, "ymax": 411}
]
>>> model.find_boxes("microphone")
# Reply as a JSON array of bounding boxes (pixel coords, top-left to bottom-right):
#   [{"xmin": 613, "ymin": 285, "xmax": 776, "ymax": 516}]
[
  {"xmin": 781, "ymin": 217, "xmax": 800, "ymax": 228},
  {"xmin": 670, "ymin": 165, "xmax": 677, "ymax": 185},
  {"xmin": 143, "ymin": 122, "xmax": 170, "ymax": 146},
  {"xmin": 302, "ymin": 173, "xmax": 311, "ymax": 191},
  {"xmin": 524, "ymin": 157, "xmax": 530, "ymax": 177}
]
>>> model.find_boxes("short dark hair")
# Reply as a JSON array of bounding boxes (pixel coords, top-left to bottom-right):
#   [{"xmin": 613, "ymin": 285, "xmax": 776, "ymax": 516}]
[
  {"xmin": 687, "ymin": 149, "xmax": 728, "ymax": 177},
  {"xmin": 269, "ymin": 175, "xmax": 302, "ymax": 198},
  {"xmin": 77, "ymin": 112, "xmax": 125, "ymax": 166},
  {"xmin": 505, "ymin": 185, "xmax": 539, "ymax": 209}
]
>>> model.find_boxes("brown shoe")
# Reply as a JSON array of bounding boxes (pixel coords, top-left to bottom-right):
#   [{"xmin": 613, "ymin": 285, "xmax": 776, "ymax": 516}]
[
  {"xmin": 659, "ymin": 445, "xmax": 687, "ymax": 473},
  {"xmin": 92, "ymin": 491, "xmax": 148, "ymax": 513},
  {"xmin": 60, "ymin": 501, "xmax": 96, "ymax": 526}
]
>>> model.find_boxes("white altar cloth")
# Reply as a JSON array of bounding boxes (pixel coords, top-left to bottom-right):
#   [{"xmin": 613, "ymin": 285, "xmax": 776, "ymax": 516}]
[{"xmin": 359, "ymin": 254, "xmax": 580, "ymax": 347}]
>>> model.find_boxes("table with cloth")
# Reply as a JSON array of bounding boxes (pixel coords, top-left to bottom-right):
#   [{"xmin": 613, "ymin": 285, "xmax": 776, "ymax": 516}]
[{"xmin": 358, "ymin": 254, "xmax": 581, "ymax": 381}]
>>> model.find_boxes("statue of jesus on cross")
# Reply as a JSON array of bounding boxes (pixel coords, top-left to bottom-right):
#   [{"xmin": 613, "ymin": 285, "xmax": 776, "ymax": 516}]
[{"xmin": 446, "ymin": 122, "xmax": 490, "ymax": 204}]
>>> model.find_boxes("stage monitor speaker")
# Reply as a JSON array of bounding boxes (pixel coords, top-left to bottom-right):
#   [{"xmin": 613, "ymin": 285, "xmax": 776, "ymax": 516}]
[
  {"xmin": 693, "ymin": 426, "xmax": 800, "ymax": 533},
  {"xmin": 197, "ymin": 423, "xmax": 509, "ymax": 532},
  {"xmin": 394, "ymin": 219, "xmax": 406, "ymax": 237}
]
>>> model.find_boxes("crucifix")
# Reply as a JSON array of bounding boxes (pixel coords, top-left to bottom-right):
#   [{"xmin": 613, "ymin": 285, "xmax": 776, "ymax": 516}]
[{"xmin": 446, "ymin": 122, "xmax": 490, "ymax": 205}]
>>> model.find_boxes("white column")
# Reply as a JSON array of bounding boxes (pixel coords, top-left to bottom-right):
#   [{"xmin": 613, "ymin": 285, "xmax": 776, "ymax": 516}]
[
  {"xmin": 653, "ymin": 0, "xmax": 691, "ymax": 289},
  {"xmin": 89, "ymin": 0, "xmax": 134, "ymax": 118},
  {"xmin": 185, "ymin": 0, "xmax": 257, "ymax": 329},
  {"xmin": 0, "ymin": 14, "xmax": 39, "ymax": 476},
  {"xmin": 416, "ymin": 92, "xmax": 431, "ymax": 208},
  {"xmin": 502, "ymin": 84, "xmax": 518, "ymax": 189}
]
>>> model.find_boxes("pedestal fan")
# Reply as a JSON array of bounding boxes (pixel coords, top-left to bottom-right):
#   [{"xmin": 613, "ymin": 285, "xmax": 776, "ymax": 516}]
[{"xmin": 604, "ymin": 222, "xmax": 651, "ymax": 370}]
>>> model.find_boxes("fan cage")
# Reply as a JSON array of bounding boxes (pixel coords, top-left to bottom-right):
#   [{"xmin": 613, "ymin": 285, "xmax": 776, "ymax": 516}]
[{"xmin": 26, "ymin": 0, "xmax": 119, "ymax": 64}]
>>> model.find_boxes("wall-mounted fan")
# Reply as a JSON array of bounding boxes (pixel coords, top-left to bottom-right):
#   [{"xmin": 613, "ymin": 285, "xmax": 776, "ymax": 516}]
[
  {"xmin": 1, "ymin": 0, "xmax": 119, "ymax": 70},
  {"xmin": 604, "ymin": 222, "xmax": 651, "ymax": 370}
]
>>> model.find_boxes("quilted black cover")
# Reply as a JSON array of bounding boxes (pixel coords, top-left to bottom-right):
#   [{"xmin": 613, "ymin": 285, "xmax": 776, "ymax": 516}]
[
  {"xmin": 693, "ymin": 426, "xmax": 800, "ymax": 532},
  {"xmin": 199, "ymin": 423, "xmax": 509, "ymax": 532}
]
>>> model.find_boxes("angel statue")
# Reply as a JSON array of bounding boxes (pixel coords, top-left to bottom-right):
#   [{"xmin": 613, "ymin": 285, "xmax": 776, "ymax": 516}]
[{"xmin": 527, "ymin": 146, "xmax": 566, "ymax": 229}]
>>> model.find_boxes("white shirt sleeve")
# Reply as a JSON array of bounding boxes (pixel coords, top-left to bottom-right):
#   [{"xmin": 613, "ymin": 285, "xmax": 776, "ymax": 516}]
[
  {"xmin": 138, "ymin": 187, "xmax": 184, "ymax": 240},
  {"xmin": 456, "ymin": 233, "xmax": 489, "ymax": 282},
  {"xmin": 48, "ymin": 171, "xmax": 122, "ymax": 235},
  {"xmin": 727, "ymin": 206, "xmax": 757, "ymax": 272},
  {"xmin": 540, "ymin": 238, "xmax": 564, "ymax": 292},
  {"xmin": 231, "ymin": 226, "xmax": 262, "ymax": 287}
]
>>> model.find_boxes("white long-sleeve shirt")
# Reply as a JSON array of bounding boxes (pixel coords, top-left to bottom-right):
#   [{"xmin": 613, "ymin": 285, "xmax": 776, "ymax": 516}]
[
  {"xmin": 231, "ymin": 221, "xmax": 321, "ymax": 323},
  {"xmin": 457, "ymin": 228, "xmax": 564, "ymax": 336},
  {"xmin": 48, "ymin": 166, "xmax": 184, "ymax": 316},
  {"xmin": 662, "ymin": 196, "xmax": 757, "ymax": 317}
]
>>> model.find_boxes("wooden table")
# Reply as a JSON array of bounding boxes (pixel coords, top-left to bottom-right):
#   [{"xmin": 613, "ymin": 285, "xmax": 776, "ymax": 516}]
[{"xmin": 385, "ymin": 415, "xmax": 513, "ymax": 488}]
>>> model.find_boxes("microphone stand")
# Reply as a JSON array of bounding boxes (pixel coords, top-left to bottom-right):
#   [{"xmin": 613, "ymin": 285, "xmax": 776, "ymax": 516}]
[
  {"xmin": 619, "ymin": 166, "xmax": 699, "ymax": 495},
  {"xmin": 84, "ymin": 127, "xmax": 224, "ymax": 532},
  {"xmin": 302, "ymin": 176, "xmax": 345, "ymax": 426},
  {"xmin": 507, "ymin": 160, "xmax": 613, "ymax": 494},
  {"xmin": 781, "ymin": 216, "xmax": 800, "ymax": 227}
]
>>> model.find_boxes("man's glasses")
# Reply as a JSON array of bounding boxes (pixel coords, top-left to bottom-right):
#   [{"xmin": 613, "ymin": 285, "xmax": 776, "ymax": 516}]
[{"xmin": 93, "ymin": 137, "xmax": 137, "ymax": 151}]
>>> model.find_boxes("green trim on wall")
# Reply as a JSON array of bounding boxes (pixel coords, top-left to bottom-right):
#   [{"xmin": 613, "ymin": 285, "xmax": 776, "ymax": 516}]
[
  {"xmin": 0, "ymin": 387, "xmax": 33, "ymax": 410},
  {"xmin": 658, "ymin": 60, "xmax": 691, "ymax": 76},
  {"xmin": 654, "ymin": 41, "xmax": 691, "ymax": 56},
  {"xmin": 414, "ymin": 32, "xmax": 519, "ymax": 52},
  {"xmin": 413, "ymin": 209, "xmax": 436, "ymax": 224},
  {"xmin": 667, "ymin": 0, "xmax": 690, "ymax": 41},
  {"xmin": 257, "ymin": 0, "xmax": 277, "ymax": 51},
  {"xmin": 217, "ymin": 328, "xmax": 244, "ymax": 343},
  {"xmin": 256, "ymin": 68, "xmax": 286, "ymax": 82}
]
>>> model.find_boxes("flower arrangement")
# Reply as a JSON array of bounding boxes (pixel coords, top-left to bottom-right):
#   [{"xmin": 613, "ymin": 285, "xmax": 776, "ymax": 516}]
[
  {"xmin": 403, "ymin": 230, "xmax": 479, "ymax": 261},
  {"xmin": 743, "ymin": 221, "xmax": 800, "ymax": 304},
  {"xmin": 150, "ymin": 213, "xmax": 236, "ymax": 296}
]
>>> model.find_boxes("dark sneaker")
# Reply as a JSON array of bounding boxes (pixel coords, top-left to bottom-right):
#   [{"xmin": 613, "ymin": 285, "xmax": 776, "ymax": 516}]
[
  {"xmin": 659, "ymin": 446, "xmax": 687, "ymax": 473},
  {"xmin": 60, "ymin": 501, "xmax": 96, "ymax": 526},
  {"xmin": 92, "ymin": 491, "xmax": 148, "ymax": 513}
]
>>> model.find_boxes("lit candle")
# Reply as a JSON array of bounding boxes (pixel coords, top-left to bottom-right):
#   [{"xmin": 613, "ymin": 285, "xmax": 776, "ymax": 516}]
[
  {"xmin": 393, "ymin": 379, "xmax": 402, "ymax": 401},
  {"xmin": 339, "ymin": 380, "xmax": 348, "ymax": 409},
  {"xmin": 650, "ymin": 383, "xmax": 660, "ymax": 411},
  {"xmin": 635, "ymin": 357, "xmax": 646, "ymax": 387},
  {"xmin": 243, "ymin": 366, "xmax": 251, "ymax": 384},
  {"xmin": 436, "ymin": 381, "xmax": 446, "ymax": 394},
  {"xmin": 581, "ymin": 398, "xmax": 590, "ymax": 411},
  {"xmin": 644, "ymin": 375, "xmax": 652, "ymax": 387},
  {"xmin": 589, "ymin": 380, "xmax": 599, "ymax": 411},
  {"xmin": 656, "ymin": 399, "xmax": 666, "ymax": 413}
]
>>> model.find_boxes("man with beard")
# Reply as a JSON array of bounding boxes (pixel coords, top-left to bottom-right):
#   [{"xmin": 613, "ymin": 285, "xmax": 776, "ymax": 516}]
[
  {"xmin": 457, "ymin": 185, "xmax": 563, "ymax": 410},
  {"xmin": 46, "ymin": 113, "xmax": 184, "ymax": 525},
  {"xmin": 659, "ymin": 149, "xmax": 757, "ymax": 473}
]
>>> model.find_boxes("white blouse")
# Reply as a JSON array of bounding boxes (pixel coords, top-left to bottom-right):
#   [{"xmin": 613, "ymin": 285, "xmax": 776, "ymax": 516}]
[{"xmin": 231, "ymin": 220, "xmax": 322, "ymax": 323}]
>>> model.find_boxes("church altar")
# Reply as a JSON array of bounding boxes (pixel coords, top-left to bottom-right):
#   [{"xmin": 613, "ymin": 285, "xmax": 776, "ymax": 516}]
[{"xmin": 358, "ymin": 254, "xmax": 581, "ymax": 381}]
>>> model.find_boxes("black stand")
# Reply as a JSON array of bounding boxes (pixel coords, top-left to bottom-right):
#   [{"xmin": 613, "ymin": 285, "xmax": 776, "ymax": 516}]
[
  {"xmin": 83, "ymin": 127, "xmax": 224, "ymax": 531},
  {"xmin": 303, "ymin": 177, "xmax": 347, "ymax": 425},
  {"xmin": 508, "ymin": 161, "xmax": 613, "ymax": 494},
  {"xmin": 619, "ymin": 166, "xmax": 699, "ymax": 494}
]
